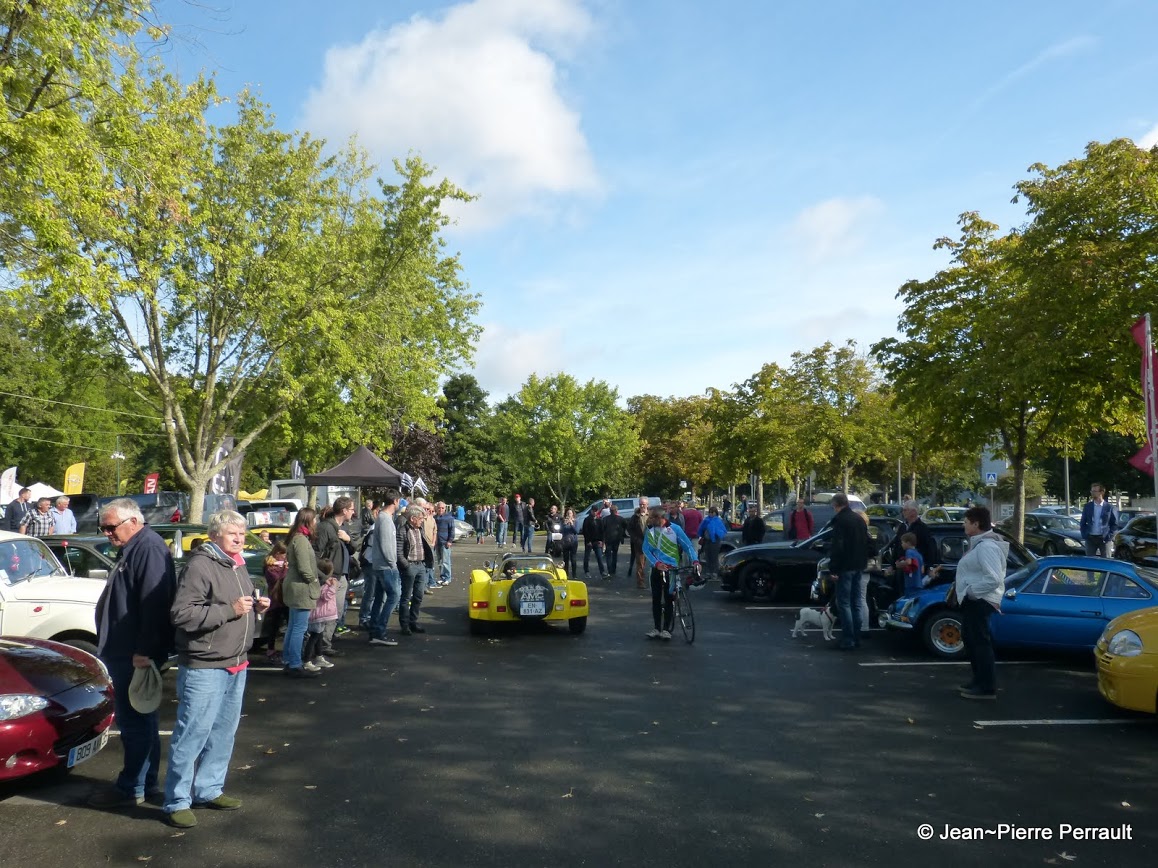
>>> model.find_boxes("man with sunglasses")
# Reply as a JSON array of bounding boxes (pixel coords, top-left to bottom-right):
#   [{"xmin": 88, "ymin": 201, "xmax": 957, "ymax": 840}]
[{"xmin": 89, "ymin": 498, "xmax": 177, "ymax": 810}]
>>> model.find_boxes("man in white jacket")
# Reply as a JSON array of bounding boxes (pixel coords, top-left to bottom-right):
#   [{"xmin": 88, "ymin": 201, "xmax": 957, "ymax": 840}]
[{"xmin": 954, "ymin": 506, "xmax": 1008, "ymax": 700}]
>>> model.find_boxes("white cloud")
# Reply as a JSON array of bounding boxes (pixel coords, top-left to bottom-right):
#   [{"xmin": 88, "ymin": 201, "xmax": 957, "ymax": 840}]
[
  {"xmin": 301, "ymin": 0, "xmax": 601, "ymax": 228},
  {"xmin": 790, "ymin": 195, "xmax": 884, "ymax": 261},
  {"xmin": 1139, "ymin": 122, "xmax": 1158, "ymax": 149},
  {"xmin": 472, "ymin": 321, "xmax": 568, "ymax": 398}
]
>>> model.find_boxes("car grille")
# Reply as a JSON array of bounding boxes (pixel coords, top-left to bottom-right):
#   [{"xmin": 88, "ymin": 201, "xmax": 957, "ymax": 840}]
[{"xmin": 47, "ymin": 680, "xmax": 115, "ymax": 755}]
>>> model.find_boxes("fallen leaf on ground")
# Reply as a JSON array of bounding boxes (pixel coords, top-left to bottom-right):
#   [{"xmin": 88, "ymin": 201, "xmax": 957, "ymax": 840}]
[
  {"xmin": 1122, "ymin": 801, "xmax": 1131, "ymax": 807},
  {"xmin": 304, "ymin": 785, "xmax": 317, "ymax": 790},
  {"xmin": 136, "ymin": 858, "xmax": 153, "ymax": 863},
  {"xmin": 907, "ymin": 718, "xmax": 915, "ymax": 724},
  {"xmin": 1057, "ymin": 853, "xmax": 1076, "ymax": 862},
  {"xmin": 170, "ymin": 832, "xmax": 185, "ymax": 838},
  {"xmin": 264, "ymin": 749, "xmax": 277, "ymax": 755},
  {"xmin": 55, "ymin": 820, "xmax": 67, "ymax": 826},
  {"xmin": 562, "ymin": 788, "xmax": 574, "ymax": 798}
]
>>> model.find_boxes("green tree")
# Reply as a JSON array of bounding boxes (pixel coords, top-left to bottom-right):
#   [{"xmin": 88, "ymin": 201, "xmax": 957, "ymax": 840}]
[
  {"xmin": 19, "ymin": 72, "xmax": 479, "ymax": 520},
  {"xmin": 438, "ymin": 374, "xmax": 499, "ymax": 503},
  {"xmin": 873, "ymin": 213, "xmax": 1099, "ymax": 540},
  {"xmin": 629, "ymin": 394, "xmax": 714, "ymax": 500},
  {"xmin": 1, "ymin": 0, "xmax": 159, "ymax": 261},
  {"xmin": 1040, "ymin": 431, "xmax": 1152, "ymax": 500},
  {"xmin": 493, "ymin": 374, "xmax": 638, "ymax": 510}
]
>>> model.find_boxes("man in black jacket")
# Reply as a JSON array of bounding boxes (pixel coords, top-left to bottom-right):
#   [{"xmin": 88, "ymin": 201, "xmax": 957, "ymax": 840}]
[
  {"xmin": 5, "ymin": 487, "xmax": 32, "ymax": 532},
  {"xmin": 89, "ymin": 498, "xmax": 176, "ymax": 809},
  {"xmin": 828, "ymin": 494, "xmax": 870, "ymax": 651},
  {"xmin": 581, "ymin": 507, "xmax": 607, "ymax": 579},
  {"xmin": 740, "ymin": 505, "xmax": 766, "ymax": 546},
  {"xmin": 602, "ymin": 505, "xmax": 626, "ymax": 577}
]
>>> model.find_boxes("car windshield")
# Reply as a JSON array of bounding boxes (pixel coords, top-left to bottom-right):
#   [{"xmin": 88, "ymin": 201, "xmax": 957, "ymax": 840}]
[
  {"xmin": 0, "ymin": 538, "xmax": 67, "ymax": 584},
  {"xmin": 495, "ymin": 556, "xmax": 556, "ymax": 575}
]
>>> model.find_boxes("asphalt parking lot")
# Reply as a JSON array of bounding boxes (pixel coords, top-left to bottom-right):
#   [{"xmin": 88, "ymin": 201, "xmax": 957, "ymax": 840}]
[{"xmin": 2, "ymin": 538, "xmax": 1156, "ymax": 867}]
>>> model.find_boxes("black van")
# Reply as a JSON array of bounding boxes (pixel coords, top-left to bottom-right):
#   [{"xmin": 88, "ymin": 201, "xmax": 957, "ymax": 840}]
[{"xmin": 97, "ymin": 491, "xmax": 190, "ymax": 526}]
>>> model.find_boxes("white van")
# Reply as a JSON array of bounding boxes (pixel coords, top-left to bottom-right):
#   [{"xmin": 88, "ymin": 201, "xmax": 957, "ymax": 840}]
[{"xmin": 573, "ymin": 496, "xmax": 662, "ymax": 530}]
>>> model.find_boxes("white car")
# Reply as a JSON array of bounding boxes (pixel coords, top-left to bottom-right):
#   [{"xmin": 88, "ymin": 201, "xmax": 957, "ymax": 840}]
[{"xmin": 0, "ymin": 530, "xmax": 104, "ymax": 654}]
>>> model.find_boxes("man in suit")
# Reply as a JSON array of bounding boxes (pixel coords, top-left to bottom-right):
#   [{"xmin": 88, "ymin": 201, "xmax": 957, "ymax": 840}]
[{"xmin": 1079, "ymin": 483, "xmax": 1118, "ymax": 557}]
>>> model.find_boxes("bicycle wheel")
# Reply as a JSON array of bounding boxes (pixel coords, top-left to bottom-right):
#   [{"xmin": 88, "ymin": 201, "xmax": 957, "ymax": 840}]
[{"xmin": 675, "ymin": 586, "xmax": 695, "ymax": 644}]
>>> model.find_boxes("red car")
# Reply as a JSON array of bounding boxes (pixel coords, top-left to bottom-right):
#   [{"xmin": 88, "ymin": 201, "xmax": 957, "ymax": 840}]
[{"xmin": 0, "ymin": 636, "xmax": 115, "ymax": 781}]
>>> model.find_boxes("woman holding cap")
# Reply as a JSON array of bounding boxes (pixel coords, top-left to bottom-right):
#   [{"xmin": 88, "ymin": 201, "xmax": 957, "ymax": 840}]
[{"xmin": 162, "ymin": 510, "xmax": 269, "ymax": 829}]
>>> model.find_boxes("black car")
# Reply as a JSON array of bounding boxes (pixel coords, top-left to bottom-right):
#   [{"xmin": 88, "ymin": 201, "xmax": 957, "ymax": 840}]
[
  {"xmin": 97, "ymin": 491, "xmax": 189, "ymax": 527},
  {"xmin": 718, "ymin": 516, "xmax": 902, "ymax": 602},
  {"xmin": 1000, "ymin": 513, "xmax": 1084, "ymax": 556},
  {"xmin": 1114, "ymin": 514, "xmax": 1158, "ymax": 567},
  {"xmin": 41, "ymin": 535, "xmax": 118, "ymax": 580}
]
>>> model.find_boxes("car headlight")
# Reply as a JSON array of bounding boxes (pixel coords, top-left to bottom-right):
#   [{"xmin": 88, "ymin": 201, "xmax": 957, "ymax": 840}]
[
  {"xmin": 1106, "ymin": 630, "xmax": 1144, "ymax": 657},
  {"xmin": 899, "ymin": 598, "xmax": 916, "ymax": 617},
  {"xmin": 0, "ymin": 694, "xmax": 50, "ymax": 721},
  {"xmin": 1062, "ymin": 537, "xmax": 1082, "ymax": 549}
]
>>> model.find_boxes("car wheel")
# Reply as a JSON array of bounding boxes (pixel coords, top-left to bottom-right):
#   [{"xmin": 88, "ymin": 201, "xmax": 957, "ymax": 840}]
[
  {"xmin": 1043, "ymin": 541, "xmax": 1057, "ymax": 555},
  {"xmin": 921, "ymin": 609, "xmax": 965, "ymax": 658},
  {"xmin": 508, "ymin": 574, "xmax": 556, "ymax": 620},
  {"xmin": 568, "ymin": 616, "xmax": 587, "ymax": 635},
  {"xmin": 61, "ymin": 638, "xmax": 99, "ymax": 656},
  {"xmin": 741, "ymin": 565, "xmax": 775, "ymax": 601}
]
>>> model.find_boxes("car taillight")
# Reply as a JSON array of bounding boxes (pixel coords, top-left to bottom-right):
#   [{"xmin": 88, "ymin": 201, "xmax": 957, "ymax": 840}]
[
  {"xmin": 496, "ymin": 605, "xmax": 507, "ymax": 612},
  {"xmin": 471, "ymin": 601, "xmax": 489, "ymax": 609},
  {"xmin": 570, "ymin": 598, "xmax": 586, "ymax": 607}
]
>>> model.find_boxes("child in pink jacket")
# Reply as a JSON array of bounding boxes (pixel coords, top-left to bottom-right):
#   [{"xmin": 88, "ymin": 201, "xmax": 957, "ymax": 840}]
[{"xmin": 303, "ymin": 558, "xmax": 339, "ymax": 671}]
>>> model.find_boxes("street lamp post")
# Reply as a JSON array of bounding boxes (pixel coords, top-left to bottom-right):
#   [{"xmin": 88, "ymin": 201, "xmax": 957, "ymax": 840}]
[{"xmin": 112, "ymin": 435, "xmax": 125, "ymax": 495}]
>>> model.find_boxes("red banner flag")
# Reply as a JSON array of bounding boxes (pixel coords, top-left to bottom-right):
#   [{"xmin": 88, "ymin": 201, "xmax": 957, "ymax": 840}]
[
  {"xmin": 1129, "ymin": 446, "xmax": 1154, "ymax": 477},
  {"xmin": 143, "ymin": 473, "xmax": 159, "ymax": 494},
  {"xmin": 1132, "ymin": 316, "xmax": 1158, "ymax": 450}
]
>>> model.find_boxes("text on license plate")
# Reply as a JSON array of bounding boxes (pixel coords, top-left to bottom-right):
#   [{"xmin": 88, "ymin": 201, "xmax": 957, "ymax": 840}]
[
  {"xmin": 68, "ymin": 729, "xmax": 110, "ymax": 768},
  {"xmin": 520, "ymin": 602, "xmax": 546, "ymax": 616}
]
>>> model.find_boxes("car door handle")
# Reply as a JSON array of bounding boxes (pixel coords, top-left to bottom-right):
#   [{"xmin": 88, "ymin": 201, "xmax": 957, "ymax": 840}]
[{"xmin": 1080, "ymin": 610, "xmax": 1101, "ymax": 615}]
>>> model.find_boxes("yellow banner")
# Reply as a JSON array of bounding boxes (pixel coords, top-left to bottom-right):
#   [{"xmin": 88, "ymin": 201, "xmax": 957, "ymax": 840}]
[{"xmin": 63, "ymin": 462, "xmax": 85, "ymax": 495}]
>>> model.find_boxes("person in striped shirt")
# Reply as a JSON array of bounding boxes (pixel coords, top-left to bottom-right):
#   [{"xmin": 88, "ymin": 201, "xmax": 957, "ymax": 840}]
[{"xmin": 641, "ymin": 506, "xmax": 700, "ymax": 640}]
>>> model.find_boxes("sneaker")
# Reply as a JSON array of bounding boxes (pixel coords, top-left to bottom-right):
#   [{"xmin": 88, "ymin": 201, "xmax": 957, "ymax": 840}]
[
  {"xmin": 369, "ymin": 637, "xmax": 398, "ymax": 646},
  {"xmin": 409, "ymin": 624, "xmax": 427, "ymax": 634},
  {"xmin": 646, "ymin": 628, "xmax": 661, "ymax": 639},
  {"xmin": 584, "ymin": 573, "xmax": 591, "ymax": 579},
  {"xmin": 302, "ymin": 661, "xmax": 321, "ymax": 672},
  {"xmin": 335, "ymin": 625, "xmax": 352, "ymax": 635},
  {"xmin": 314, "ymin": 656, "xmax": 335, "ymax": 669},
  {"xmin": 166, "ymin": 808, "xmax": 198, "ymax": 828},
  {"xmin": 265, "ymin": 651, "xmax": 283, "ymax": 665},
  {"xmin": 198, "ymin": 794, "xmax": 242, "ymax": 810},
  {"xmin": 88, "ymin": 787, "xmax": 143, "ymax": 809},
  {"xmin": 424, "ymin": 585, "xmax": 435, "ymax": 593},
  {"xmin": 324, "ymin": 647, "xmax": 346, "ymax": 657},
  {"xmin": 959, "ymin": 686, "xmax": 997, "ymax": 700},
  {"xmin": 659, "ymin": 630, "xmax": 672, "ymax": 640}
]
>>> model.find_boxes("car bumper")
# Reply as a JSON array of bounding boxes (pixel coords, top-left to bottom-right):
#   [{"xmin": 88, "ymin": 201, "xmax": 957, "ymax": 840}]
[
  {"xmin": 882, "ymin": 613, "xmax": 914, "ymax": 631},
  {"xmin": 1096, "ymin": 650, "xmax": 1158, "ymax": 714}
]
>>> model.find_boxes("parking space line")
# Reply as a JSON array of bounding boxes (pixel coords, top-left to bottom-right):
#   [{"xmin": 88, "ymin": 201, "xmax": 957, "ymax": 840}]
[
  {"xmin": 973, "ymin": 718, "xmax": 1153, "ymax": 727},
  {"xmin": 856, "ymin": 660, "xmax": 1048, "ymax": 667}
]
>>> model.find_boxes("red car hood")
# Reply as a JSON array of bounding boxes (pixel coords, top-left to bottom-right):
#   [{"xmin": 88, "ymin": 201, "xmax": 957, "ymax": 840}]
[{"xmin": 0, "ymin": 636, "xmax": 106, "ymax": 698}]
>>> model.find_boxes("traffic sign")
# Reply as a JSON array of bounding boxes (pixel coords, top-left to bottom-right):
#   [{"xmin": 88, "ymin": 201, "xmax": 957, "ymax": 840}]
[{"xmin": 985, "ymin": 472, "xmax": 998, "ymax": 487}]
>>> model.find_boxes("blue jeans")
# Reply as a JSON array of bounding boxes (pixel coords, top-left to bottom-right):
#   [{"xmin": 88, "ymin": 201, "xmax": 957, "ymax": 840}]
[
  {"xmin": 359, "ymin": 568, "xmax": 380, "ymax": 627},
  {"xmin": 436, "ymin": 543, "xmax": 452, "ymax": 584},
  {"xmin": 368, "ymin": 566, "xmax": 401, "ymax": 639},
  {"xmin": 399, "ymin": 563, "xmax": 426, "ymax": 628},
  {"xmin": 521, "ymin": 525, "xmax": 534, "ymax": 553},
  {"xmin": 835, "ymin": 570, "xmax": 863, "ymax": 647},
  {"xmin": 282, "ymin": 607, "xmax": 311, "ymax": 668},
  {"xmin": 496, "ymin": 520, "xmax": 508, "ymax": 546},
  {"xmin": 102, "ymin": 655, "xmax": 161, "ymax": 798},
  {"xmin": 583, "ymin": 542, "xmax": 606, "ymax": 576},
  {"xmin": 1084, "ymin": 535, "xmax": 1110, "ymax": 557},
  {"xmin": 163, "ymin": 666, "xmax": 246, "ymax": 812}
]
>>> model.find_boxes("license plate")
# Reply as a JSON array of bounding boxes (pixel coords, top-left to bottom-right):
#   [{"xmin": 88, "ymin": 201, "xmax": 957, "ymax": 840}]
[
  {"xmin": 68, "ymin": 729, "xmax": 110, "ymax": 768},
  {"xmin": 550, "ymin": 533, "xmax": 562, "ymax": 541},
  {"xmin": 519, "ymin": 602, "xmax": 546, "ymax": 616}
]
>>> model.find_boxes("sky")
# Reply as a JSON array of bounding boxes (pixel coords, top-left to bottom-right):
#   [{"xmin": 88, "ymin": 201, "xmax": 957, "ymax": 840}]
[{"xmin": 158, "ymin": 0, "xmax": 1158, "ymax": 403}]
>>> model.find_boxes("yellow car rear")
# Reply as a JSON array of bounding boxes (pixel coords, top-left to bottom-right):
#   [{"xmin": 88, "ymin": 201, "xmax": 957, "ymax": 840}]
[{"xmin": 468, "ymin": 556, "xmax": 588, "ymax": 636}]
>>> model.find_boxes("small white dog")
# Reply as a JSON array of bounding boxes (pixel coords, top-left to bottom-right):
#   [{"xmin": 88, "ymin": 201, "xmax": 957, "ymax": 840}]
[{"xmin": 792, "ymin": 606, "xmax": 836, "ymax": 641}]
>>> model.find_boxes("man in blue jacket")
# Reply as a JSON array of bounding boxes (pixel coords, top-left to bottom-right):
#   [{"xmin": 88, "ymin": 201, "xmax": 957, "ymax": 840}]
[
  {"xmin": 89, "ymin": 498, "xmax": 176, "ymax": 809},
  {"xmin": 1079, "ymin": 483, "xmax": 1118, "ymax": 557}
]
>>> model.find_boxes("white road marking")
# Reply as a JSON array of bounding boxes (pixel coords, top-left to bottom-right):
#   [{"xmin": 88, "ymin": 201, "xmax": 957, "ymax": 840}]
[
  {"xmin": 973, "ymin": 718, "xmax": 1153, "ymax": 727},
  {"xmin": 856, "ymin": 660, "xmax": 1047, "ymax": 667}
]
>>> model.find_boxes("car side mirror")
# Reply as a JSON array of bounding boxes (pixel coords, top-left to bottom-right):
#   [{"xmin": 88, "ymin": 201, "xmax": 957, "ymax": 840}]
[
  {"xmin": 88, "ymin": 569, "xmax": 109, "ymax": 580},
  {"xmin": 1004, "ymin": 588, "xmax": 1017, "ymax": 600}
]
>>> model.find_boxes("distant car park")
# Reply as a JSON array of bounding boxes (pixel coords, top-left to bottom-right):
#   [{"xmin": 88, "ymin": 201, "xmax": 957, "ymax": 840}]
[{"xmin": 923, "ymin": 506, "xmax": 967, "ymax": 523}]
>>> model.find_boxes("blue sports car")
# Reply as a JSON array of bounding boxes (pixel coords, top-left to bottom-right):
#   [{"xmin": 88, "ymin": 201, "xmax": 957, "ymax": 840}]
[{"xmin": 883, "ymin": 555, "xmax": 1158, "ymax": 658}]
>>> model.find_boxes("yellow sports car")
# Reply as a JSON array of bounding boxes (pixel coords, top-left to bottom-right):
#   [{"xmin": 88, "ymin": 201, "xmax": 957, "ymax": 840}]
[
  {"xmin": 1096, "ymin": 607, "xmax": 1158, "ymax": 714},
  {"xmin": 468, "ymin": 554, "xmax": 588, "ymax": 635}
]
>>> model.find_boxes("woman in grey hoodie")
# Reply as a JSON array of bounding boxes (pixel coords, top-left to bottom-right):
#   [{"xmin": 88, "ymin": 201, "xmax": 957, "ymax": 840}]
[{"xmin": 954, "ymin": 506, "xmax": 1008, "ymax": 700}]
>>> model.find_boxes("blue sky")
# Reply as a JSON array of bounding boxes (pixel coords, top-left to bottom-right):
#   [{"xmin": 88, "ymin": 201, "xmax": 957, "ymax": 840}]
[{"xmin": 159, "ymin": 0, "xmax": 1158, "ymax": 402}]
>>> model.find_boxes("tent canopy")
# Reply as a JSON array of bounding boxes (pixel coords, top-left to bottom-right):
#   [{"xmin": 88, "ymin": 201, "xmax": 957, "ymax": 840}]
[{"xmin": 304, "ymin": 446, "xmax": 403, "ymax": 487}]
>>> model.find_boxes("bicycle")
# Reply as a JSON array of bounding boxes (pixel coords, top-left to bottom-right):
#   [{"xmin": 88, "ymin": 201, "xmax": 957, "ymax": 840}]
[{"xmin": 664, "ymin": 564, "xmax": 700, "ymax": 644}]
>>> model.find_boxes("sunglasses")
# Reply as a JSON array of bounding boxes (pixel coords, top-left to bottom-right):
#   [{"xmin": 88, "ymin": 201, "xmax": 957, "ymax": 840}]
[{"xmin": 99, "ymin": 517, "xmax": 132, "ymax": 534}]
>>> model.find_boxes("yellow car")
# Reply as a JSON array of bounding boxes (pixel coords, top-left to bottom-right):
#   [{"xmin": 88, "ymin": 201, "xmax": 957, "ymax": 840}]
[
  {"xmin": 1095, "ymin": 608, "xmax": 1158, "ymax": 713},
  {"xmin": 469, "ymin": 554, "xmax": 589, "ymax": 636}
]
